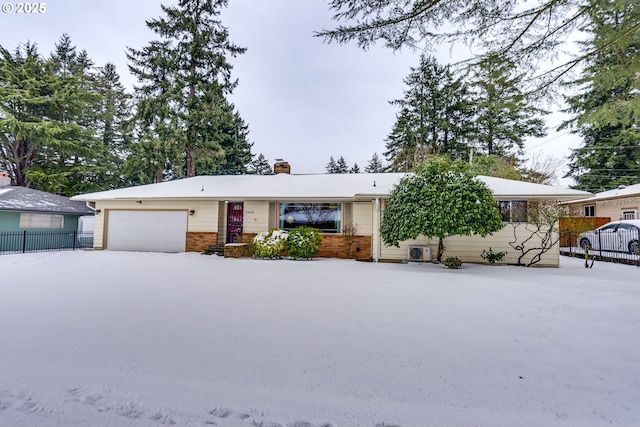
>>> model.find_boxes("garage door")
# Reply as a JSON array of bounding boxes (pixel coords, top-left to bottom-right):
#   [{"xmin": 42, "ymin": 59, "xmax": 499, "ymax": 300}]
[{"xmin": 107, "ymin": 210, "xmax": 187, "ymax": 252}]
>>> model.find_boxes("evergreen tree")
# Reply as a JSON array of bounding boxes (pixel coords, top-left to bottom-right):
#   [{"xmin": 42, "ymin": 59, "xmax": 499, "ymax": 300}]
[
  {"xmin": 0, "ymin": 43, "xmax": 51, "ymax": 187},
  {"xmin": 95, "ymin": 62, "xmax": 132, "ymax": 187},
  {"xmin": 26, "ymin": 35, "xmax": 105, "ymax": 195},
  {"xmin": 380, "ymin": 157, "xmax": 503, "ymax": 262},
  {"xmin": 470, "ymin": 56, "xmax": 547, "ymax": 156},
  {"xmin": 128, "ymin": 0, "xmax": 250, "ymax": 180},
  {"xmin": 349, "ymin": 163, "xmax": 360, "ymax": 173},
  {"xmin": 384, "ymin": 55, "xmax": 473, "ymax": 172},
  {"xmin": 365, "ymin": 152, "xmax": 385, "ymax": 173},
  {"xmin": 0, "ymin": 40, "xmax": 102, "ymax": 195},
  {"xmin": 248, "ymin": 153, "xmax": 273, "ymax": 175},
  {"xmin": 563, "ymin": 1, "xmax": 639, "ymax": 192},
  {"xmin": 336, "ymin": 156, "xmax": 349, "ymax": 173},
  {"xmin": 317, "ymin": 1, "xmax": 634, "ymax": 92},
  {"xmin": 326, "ymin": 156, "xmax": 338, "ymax": 173}
]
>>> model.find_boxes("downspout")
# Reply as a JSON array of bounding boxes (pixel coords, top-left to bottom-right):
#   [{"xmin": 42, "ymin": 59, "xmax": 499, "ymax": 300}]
[
  {"xmin": 84, "ymin": 201, "xmax": 96, "ymax": 212},
  {"xmin": 373, "ymin": 197, "xmax": 380, "ymax": 262}
]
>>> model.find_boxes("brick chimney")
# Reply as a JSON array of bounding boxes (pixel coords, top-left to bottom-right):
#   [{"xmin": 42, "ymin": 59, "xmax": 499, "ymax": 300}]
[
  {"xmin": 273, "ymin": 159, "xmax": 291, "ymax": 174},
  {"xmin": 0, "ymin": 171, "xmax": 11, "ymax": 187}
]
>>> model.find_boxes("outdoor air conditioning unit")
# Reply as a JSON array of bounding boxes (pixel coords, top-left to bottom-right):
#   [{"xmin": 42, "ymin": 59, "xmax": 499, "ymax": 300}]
[{"xmin": 408, "ymin": 246, "xmax": 431, "ymax": 261}]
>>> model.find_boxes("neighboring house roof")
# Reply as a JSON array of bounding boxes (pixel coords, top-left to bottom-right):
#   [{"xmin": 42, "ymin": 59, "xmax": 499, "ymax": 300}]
[
  {"xmin": 0, "ymin": 186, "xmax": 94, "ymax": 215},
  {"xmin": 563, "ymin": 183, "xmax": 640, "ymax": 205},
  {"xmin": 71, "ymin": 173, "xmax": 592, "ymax": 202}
]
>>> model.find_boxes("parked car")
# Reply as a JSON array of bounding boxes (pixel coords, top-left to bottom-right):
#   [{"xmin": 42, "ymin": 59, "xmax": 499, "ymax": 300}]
[{"xmin": 578, "ymin": 220, "xmax": 640, "ymax": 254}]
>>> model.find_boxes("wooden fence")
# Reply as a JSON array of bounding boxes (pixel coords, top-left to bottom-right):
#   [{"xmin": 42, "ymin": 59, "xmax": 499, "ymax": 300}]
[{"xmin": 559, "ymin": 217, "xmax": 611, "ymax": 247}]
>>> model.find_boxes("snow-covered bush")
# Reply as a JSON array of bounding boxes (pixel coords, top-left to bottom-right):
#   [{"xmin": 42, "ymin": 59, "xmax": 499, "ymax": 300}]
[
  {"xmin": 481, "ymin": 247, "xmax": 507, "ymax": 265},
  {"xmin": 286, "ymin": 226, "xmax": 322, "ymax": 260},
  {"xmin": 444, "ymin": 256, "xmax": 462, "ymax": 269},
  {"xmin": 252, "ymin": 229, "xmax": 289, "ymax": 259}
]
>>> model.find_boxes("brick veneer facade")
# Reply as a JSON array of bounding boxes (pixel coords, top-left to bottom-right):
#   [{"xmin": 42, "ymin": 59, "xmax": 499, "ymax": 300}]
[
  {"xmin": 232, "ymin": 232, "xmax": 371, "ymax": 260},
  {"xmin": 317, "ymin": 235, "xmax": 372, "ymax": 260},
  {"xmin": 186, "ymin": 232, "xmax": 218, "ymax": 252},
  {"xmin": 224, "ymin": 243, "xmax": 252, "ymax": 258}
]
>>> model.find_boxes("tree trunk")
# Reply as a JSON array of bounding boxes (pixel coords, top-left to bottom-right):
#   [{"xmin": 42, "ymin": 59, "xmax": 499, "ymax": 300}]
[{"xmin": 437, "ymin": 237, "xmax": 445, "ymax": 263}]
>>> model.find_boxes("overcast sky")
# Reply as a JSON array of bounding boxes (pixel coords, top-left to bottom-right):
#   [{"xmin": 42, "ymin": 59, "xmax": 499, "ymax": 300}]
[{"xmin": 0, "ymin": 0, "xmax": 580, "ymax": 183}]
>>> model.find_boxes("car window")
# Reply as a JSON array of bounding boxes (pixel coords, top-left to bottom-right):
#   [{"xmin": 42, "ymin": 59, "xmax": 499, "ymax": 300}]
[
  {"xmin": 618, "ymin": 223, "xmax": 639, "ymax": 231},
  {"xmin": 599, "ymin": 224, "xmax": 618, "ymax": 232}
]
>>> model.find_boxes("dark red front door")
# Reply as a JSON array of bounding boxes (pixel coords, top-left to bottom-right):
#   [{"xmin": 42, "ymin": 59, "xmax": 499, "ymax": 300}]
[{"xmin": 226, "ymin": 202, "xmax": 244, "ymax": 243}]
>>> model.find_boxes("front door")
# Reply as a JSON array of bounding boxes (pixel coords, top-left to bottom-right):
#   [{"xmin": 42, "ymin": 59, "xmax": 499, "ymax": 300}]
[{"xmin": 226, "ymin": 202, "xmax": 244, "ymax": 243}]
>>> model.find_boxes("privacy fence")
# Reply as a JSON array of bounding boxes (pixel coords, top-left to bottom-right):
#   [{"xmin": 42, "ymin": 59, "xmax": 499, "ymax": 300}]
[
  {"xmin": 559, "ymin": 218, "xmax": 640, "ymax": 265},
  {"xmin": 0, "ymin": 230, "xmax": 93, "ymax": 255}
]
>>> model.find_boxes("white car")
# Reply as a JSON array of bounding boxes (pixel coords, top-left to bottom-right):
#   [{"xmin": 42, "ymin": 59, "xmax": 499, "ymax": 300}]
[{"xmin": 578, "ymin": 220, "xmax": 640, "ymax": 254}]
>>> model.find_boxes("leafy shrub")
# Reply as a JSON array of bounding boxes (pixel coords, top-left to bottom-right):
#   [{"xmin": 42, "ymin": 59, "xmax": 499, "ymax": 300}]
[
  {"xmin": 443, "ymin": 256, "xmax": 462, "ymax": 269},
  {"xmin": 252, "ymin": 229, "xmax": 289, "ymax": 259},
  {"xmin": 481, "ymin": 247, "xmax": 507, "ymax": 265},
  {"xmin": 286, "ymin": 226, "xmax": 322, "ymax": 260}
]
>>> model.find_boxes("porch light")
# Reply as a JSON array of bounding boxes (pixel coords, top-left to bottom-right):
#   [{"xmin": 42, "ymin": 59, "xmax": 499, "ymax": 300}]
[{"xmin": 189, "ymin": 209, "xmax": 195, "ymax": 215}]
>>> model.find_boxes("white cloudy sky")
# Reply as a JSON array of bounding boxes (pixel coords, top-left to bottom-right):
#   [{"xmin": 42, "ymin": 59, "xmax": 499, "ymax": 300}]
[{"xmin": 0, "ymin": 0, "xmax": 581, "ymax": 181}]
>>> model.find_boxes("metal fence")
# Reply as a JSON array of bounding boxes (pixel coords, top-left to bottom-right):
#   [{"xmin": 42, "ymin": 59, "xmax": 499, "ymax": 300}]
[
  {"xmin": 0, "ymin": 230, "xmax": 94, "ymax": 255},
  {"xmin": 561, "ymin": 228, "xmax": 640, "ymax": 266}
]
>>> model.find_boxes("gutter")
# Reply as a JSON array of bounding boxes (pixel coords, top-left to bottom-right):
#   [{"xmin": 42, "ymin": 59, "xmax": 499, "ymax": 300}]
[{"xmin": 373, "ymin": 197, "xmax": 380, "ymax": 262}]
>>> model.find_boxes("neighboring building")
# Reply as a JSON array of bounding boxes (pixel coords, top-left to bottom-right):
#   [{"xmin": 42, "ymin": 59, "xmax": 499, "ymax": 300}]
[
  {"xmin": 71, "ymin": 167, "xmax": 591, "ymax": 267},
  {"xmin": 0, "ymin": 173, "xmax": 94, "ymax": 251},
  {"xmin": 564, "ymin": 184, "xmax": 640, "ymax": 221}
]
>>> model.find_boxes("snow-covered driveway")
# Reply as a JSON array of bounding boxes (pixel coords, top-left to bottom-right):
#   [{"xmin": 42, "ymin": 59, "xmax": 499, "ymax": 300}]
[{"xmin": 0, "ymin": 251, "xmax": 638, "ymax": 427}]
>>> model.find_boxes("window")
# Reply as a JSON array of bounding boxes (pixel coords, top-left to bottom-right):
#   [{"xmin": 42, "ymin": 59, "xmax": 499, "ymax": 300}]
[
  {"xmin": 622, "ymin": 210, "xmax": 637, "ymax": 220},
  {"xmin": 498, "ymin": 200, "xmax": 528, "ymax": 223},
  {"xmin": 20, "ymin": 213, "xmax": 64, "ymax": 229},
  {"xmin": 584, "ymin": 205, "xmax": 595, "ymax": 217},
  {"xmin": 279, "ymin": 202, "xmax": 342, "ymax": 233}
]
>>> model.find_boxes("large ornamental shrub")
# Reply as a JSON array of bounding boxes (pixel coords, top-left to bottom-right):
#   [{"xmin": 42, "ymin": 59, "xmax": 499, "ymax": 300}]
[
  {"xmin": 286, "ymin": 226, "xmax": 322, "ymax": 260},
  {"xmin": 252, "ymin": 229, "xmax": 289, "ymax": 259}
]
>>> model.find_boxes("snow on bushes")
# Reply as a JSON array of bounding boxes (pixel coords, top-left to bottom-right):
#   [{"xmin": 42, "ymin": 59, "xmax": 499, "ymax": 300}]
[
  {"xmin": 286, "ymin": 226, "xmax": 322, "ymax": 260},
  {"xmin": 252, "ymin": 229, "xmax": 289, "ymax": 259}
]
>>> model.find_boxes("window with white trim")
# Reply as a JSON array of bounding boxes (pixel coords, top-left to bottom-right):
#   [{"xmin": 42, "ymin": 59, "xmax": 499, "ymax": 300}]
[
  {"xmin": 498, "ymin": 200, "xmax": 528, "ymax": 223},
  {"xmin": 19, "ymin": 213, "xmax": 64, "ymax": 229},
  {"xmin": 622, "ymin": 210, "xmax": 637, "ymax": 220},
  {"xmin": 584, "ymin": 205, "xmax": 595, "ymax": 217},
  {"xmin": 279, "ymin": 202, "xmax": 342, "ymax": 233}
]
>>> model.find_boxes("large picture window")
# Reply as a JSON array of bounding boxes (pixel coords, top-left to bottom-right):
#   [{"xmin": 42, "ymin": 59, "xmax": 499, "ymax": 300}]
[
  {"xmin": 279, "ymin": 202, "xmax": 342, "ymax": 233},
  {"xmin": 20, "ymin": 213, "xmax": 64, "ymax": 229},
  {"xmin": 498, "ymin": 200, "xmax": 528, "ymax": 223}
]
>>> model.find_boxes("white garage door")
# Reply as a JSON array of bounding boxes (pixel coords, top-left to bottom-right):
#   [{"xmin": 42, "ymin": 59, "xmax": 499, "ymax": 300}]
[{"xmin": 107, "ymin": 210, "xmax": 187, "ymax": 252}]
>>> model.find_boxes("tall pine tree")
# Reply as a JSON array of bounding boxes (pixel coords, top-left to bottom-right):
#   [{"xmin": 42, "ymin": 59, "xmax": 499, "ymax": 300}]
[
  {"xmin": 127, "ymin": 0, "xmax": 251, "ymax": 181},
  {"xmin": 384, "ymin": 55, "xmax": 473, "ymax": 172},
  {"xmin": 563, "ymin": 1, "xmax": 639, "ymax": 192},
  {"xmin": 365, "ymin": 152, "xmax": 385, "ymax": 173},
  {"xmin": 470, "ymin": 56, "xmax": 547, "ymax": 156}
]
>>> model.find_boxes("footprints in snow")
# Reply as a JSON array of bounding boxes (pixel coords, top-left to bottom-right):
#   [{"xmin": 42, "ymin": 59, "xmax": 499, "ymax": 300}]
[{"xmin": 3, "ymin": 386, "xmax": 400, "ymax": 427}]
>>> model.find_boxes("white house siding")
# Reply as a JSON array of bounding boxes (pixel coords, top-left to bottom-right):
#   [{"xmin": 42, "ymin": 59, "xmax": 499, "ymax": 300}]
[
  {"xmin": 93, "ymin": 200, "xmax": 218, "ymax": 250},
  {"xmin": 379, "ymin": 226, "xmax": 559, "ymax": 267},
  {"xmin": 442, "ymin": 225, "xmax": 559, "ymax": 267},
  {"xmin": 380, "ymin": 236, "xmax": 431, "ymax": 260},
  {"xmin": 352, "ymin": 202, "xmax": 374, "ymax": 236},
  {"xmin": 217, "ymin": 202, "xmax": 226, "ymax": 245},
  {"xmin": 595, "ymin": 197, "xmax": 640, "ymax": 220},
  {"xmin": 243, "ymin": 201, "xmax": 270, "ymax": 234}
]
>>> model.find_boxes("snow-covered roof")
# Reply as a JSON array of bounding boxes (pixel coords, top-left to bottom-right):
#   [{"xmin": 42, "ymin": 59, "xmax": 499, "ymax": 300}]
[
  {"xmin": 564, "ymin": 183, "xmax": 640, "ymax": 204},
  {"xmin": 71, "ymin": 173, "xmax": 592, "ymax": 202},
  {"xmin": 0, "ymin": 186, "xmax": 95, "ymax": 215}
]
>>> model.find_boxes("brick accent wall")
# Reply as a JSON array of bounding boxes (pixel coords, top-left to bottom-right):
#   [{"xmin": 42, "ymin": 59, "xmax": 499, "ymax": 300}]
[
  {"xmin": 186, "ymin": 232, "xmax": 218, "ymax": 252},
  {"xmin": 224, "ymin": 243, "xmax": 252, "ymax": 258},
  {"xmin": 240, "ymin": 232, "xmax": 258, "ymax": 243},
  {"xmin": 317, "ymin": 235, "xmax": 372, "ymax": 260},
  {"xmin": 220, "ymin": 231, "xmax": 372, "ymax": 260}
]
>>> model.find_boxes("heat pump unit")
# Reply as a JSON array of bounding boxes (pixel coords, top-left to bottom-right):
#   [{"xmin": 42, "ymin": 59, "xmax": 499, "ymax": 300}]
[{"xmin": 408, "ymin": 246, "xmax": 431, "ymax": 261}]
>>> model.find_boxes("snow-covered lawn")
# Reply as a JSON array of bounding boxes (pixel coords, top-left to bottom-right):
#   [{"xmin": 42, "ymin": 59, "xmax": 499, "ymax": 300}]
[{"xmin": 1, "ymin": 251, "xmax": 638, "ymax": 427}]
